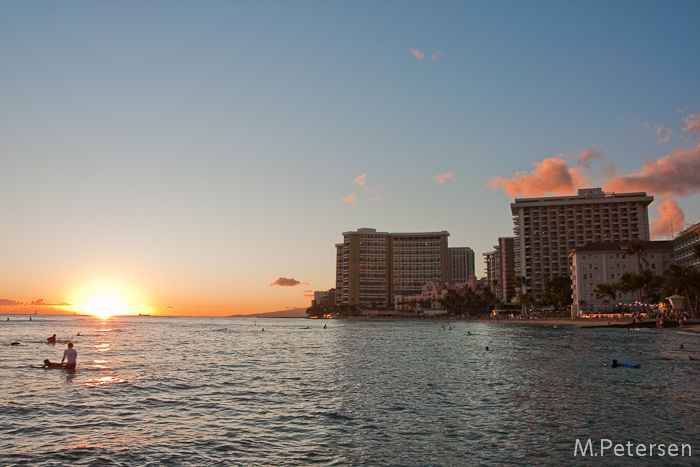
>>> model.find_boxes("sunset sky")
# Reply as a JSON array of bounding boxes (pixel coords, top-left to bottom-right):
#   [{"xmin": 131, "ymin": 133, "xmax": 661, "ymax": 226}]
[{"xmin": 1, "ymin": 1, "xmax": 699, "ymax": 316}]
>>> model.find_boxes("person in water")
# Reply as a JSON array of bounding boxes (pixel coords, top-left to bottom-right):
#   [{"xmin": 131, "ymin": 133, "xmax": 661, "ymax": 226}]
[
  {"xmin": 46, "ymin": 334, "xmax": 56, "ymax": 343},
  {"xmin": 43, "ymin": 359, "xmax": 63, "ymax": 368},
  {"xmin": 61, "ymin": 342, "xmax": 77, "ymax": 370},
  {"xmin": 611, "ymin": 359, "xmax": 619, "ymax": 367}
]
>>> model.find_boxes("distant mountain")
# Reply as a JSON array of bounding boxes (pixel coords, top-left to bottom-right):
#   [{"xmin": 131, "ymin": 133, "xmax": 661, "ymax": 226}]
[{"xmin": 229, "ymin": 307, "xmax": 308, "ymax": 318}]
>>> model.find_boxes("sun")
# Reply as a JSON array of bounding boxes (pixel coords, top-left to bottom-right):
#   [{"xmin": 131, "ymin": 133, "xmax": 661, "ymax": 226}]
[
  {"xmin": 81, "ymin": 294, "xmax": 128, "ymax": 318},
  {"xmin": 68, "ymin": 279, "xmax": 152, "ymax": 318}
]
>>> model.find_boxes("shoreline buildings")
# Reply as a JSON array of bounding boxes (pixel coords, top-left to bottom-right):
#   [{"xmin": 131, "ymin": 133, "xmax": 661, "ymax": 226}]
[
  {"xmin": 449, "ymin": 247, "xmax": 475, "ymax": 282},
  {"xmin": 483, "ymin": 237, "xmax": 516, "ymax": 303},
  {"xmin": 510, "ymin": 188, "xmax": 653, "ymax": 298},
  {"xmin": 673, "ymin": 222, "xmax": 700, "ymax": 269},
  {"xmin": 569, "ymin": 241, "xmax": 674, "ymax": 316},
  {"xmin": 335, "ymin": 228, "xmax": 476, "ymax": 307}
]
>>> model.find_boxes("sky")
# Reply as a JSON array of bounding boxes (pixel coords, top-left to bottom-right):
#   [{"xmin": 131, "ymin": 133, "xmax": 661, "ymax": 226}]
[{"xmin": 1, "ymin": 1, "xmax": 699, "ymax": 316}]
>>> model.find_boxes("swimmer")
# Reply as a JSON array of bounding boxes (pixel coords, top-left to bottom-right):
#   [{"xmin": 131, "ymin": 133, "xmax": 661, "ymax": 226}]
[
  {"xmin": 46, "ymin": 334, "xmax": 56, "ymax": 343},
  {"xmin": 467, "ymin": 331, "xmax": 471, "ymax": 335},
  {"xmin": 43, "ymin": 359, "xmax": 63, "ymax": 368},
  {"xmin": 11, "ymin": 341, "xmax": 21, "ymax": 346},
  {"xmin": 687, "ymin": 355, "xmax": 696, "ymax": 361},
  {"xmin": 611, "ymin": 359, "xmax": 619, "ymax": 368},
  {"xmin": 323, "ymin": 324, "xmax": 327, "ymax": 329},
  {"xmin": 61, "ymin": 342, "xmax": 77, "ymax": 370},
  {"xmin": 679, "ymin": 344, "xmax": 685, "ymax": 350},
  {"xmin": 485, "ymin": 346, "xmax": 489, "ymax": 351}
]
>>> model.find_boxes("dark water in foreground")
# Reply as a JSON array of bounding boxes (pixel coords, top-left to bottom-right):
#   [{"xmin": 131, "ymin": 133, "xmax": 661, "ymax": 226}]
[{"xmin": 1, "ymin": 315, "xmax": 698, "ymax": 466}]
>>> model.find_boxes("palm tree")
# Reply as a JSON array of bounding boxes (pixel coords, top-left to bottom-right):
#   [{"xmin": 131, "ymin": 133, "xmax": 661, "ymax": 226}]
[
  {"xmin": 513, "ymin": 276, "xmax": 528, "ymax": 314},
  {"xmin": 663, "ymin": 264, "xmax": 699, "ymax": 314},
  {"xmin": 626, "ymin": 239, "xmax": 649, "ymax": 273},
  {"xmin": 516, "ymin": 293, "xmax": 535, "ymax": 316},
  {"xmin": 595, "ymin": 283, "xmax": 618, "ymax": 312}
]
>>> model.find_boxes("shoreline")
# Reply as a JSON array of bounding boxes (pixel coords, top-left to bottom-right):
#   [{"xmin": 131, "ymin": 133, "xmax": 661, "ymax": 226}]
[{"xmin": 338, "ymin": 315, "xmax": 700, "ymax": 334}]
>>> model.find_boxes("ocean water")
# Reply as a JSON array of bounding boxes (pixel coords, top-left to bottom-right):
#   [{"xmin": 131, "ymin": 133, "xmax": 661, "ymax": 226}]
[{"xmin": 1, "ymin": 315, "xmax": 698, "ymax": 466}]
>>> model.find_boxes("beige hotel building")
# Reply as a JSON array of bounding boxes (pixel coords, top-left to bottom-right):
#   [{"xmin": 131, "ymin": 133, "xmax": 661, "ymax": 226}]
[
  {"xmin": 511, "ymin": 188, "xmax": 653, "ymax": 296},
  {"xmin": 335, "ymin": 228, "xmax": 450, "ymax": 306}
]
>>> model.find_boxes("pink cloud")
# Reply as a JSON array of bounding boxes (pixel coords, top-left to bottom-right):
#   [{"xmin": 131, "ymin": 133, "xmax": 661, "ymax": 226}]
[
  {"xmin": 431, "ymin": 51, "xmax": 442, "ymax": 61},
  {"xmin": 354, "ymin": 173, "xmax": 366, "ymax": 186},
  {"xmin": 270, "ymin": 277, "xmax": 309, "ymax": 287},
  {"xmin": 603, "ymin": 141, "xmax": 700, "ymax": 197},
  {"xmin": 489, "ymin": 158, "xmax": 589, "ymax": 197},
  {"xmin": 411, "ymin": 49, "xmax": 425, "ymax": 60},
  {"xmin": 651, "ymin": 197, "xmax": 686, "ymax": 239},
  {"xmin": 644, "ymin": 122, "xmax": 673, "ymax": 143},
  {"xmin": 434, "ymin": 172, "xmax": 456, "ymax": 184},
  {"xmin": 683, "ymin": 112, "xmax": 700, "ymax": 135},
  {"xmin": 341, "ymin": 193, "xmax": 357, "ymax": 205},
  {"xmin": 576, "ymin": 147, "xmax": 606, "ymax": 171}
]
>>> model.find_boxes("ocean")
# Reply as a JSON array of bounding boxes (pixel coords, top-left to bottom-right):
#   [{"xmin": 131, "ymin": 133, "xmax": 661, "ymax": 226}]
[{"xmin": 1, "ymin": 315, "xmax": 698, "ymax": 466}]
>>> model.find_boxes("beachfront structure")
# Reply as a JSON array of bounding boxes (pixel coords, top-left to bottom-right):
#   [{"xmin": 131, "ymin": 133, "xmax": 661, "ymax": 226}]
[
  {"xmin": 673, "ymin": 222, "xmax": 700, "ymax": 269},
  {"xmin": 394, "ymin": 280, "xmax": 470, "ymax": 314},
  {"xmin": 448, "ymin": 247, "xmax": 475, "ymax": 282},
  {"xmin": 483, "ymin": 237, "xmax": 516, "ymax": 303},
  {"xmin": 312, "ymin": 289, "xmax": 336, "ymax": 308},
  {"xmin": 570, "ymin": 241, "xmax": 673, "ymax": 317},
  {"xmin": 511, "ymin": 188, "xmax": 653, "ymax": 298},
  {"xmin": 335, "ymin": 228, "xmax": 450, "ymax": 307}
]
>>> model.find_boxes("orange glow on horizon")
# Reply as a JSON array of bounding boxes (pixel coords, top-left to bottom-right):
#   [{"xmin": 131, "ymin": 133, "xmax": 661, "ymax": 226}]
[{"xmin": 67, "ymin": 279, "xmax": 153, "ymax": 318}]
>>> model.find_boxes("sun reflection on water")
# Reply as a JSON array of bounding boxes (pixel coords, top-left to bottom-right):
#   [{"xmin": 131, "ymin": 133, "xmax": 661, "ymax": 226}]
[{"xmin": 85, "ymin": 376, "xmax": 124, "ymax": 387}]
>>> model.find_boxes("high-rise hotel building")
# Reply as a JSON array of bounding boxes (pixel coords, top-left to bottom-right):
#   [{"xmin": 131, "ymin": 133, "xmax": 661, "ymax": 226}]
[
  {"xmin": 448, "ymin": 247, "xmax": 475, "ymax": 282},
  {"xmin": 335, "ymin": 228, "xmax": 450, "ymax": 306},
  {"xmin": 483, "ymin": 237, "xmax": 516, "ymax": 303},
  {"xmin": 510, "ymin": 188, "xmax": 653, "ymax": 294}
]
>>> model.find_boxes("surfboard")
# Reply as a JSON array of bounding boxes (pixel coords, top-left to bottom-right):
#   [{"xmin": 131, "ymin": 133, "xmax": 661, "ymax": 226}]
[{"xmin": 604, "ymin": 362, "xmax": 641, "ymax": 368}]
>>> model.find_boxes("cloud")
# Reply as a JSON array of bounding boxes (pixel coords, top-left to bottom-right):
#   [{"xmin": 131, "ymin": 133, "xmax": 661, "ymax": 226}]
[
  {"xmin": 434, "ymin": 172, "xmax": 456, "ymax": 184},
  {"xmin": 304, "ymin": 293, "xmax": 314, "ymax": 299},
  {"xmin": 0, "ymin": 299, "xmax": 21, "ymax": 306},
  {"xmin": 30, "ymin": 299, "xmax": 45, "ymax": 306},
  {"xmin": 683, "ymin": 112, "xmax": 700, "ymax": 135},
  {"xmin": 603, "ymin": 140, "xmax": 700, "ymax": 197},
  {"xmin": 270, "ymin": 277, "xmax": 309, "ymax": 287},
  {"xmin": 576, "ymin": 147, "xmax": 606, "ymax": 171},
  {"xmin": 651, "ymin": 197, "xmax": 686, "ymax": 239},
  {"xmin": 644, "ymin": 121, "xmax": 673, "ymax": 143},
  {"xmin": 431, "ymin": 51, "xmax": 442, "ymax": 61},
  {"xmin": 490, "ymin": 111, "xmax": 700, "ymax": 236},
  {"xmin": 341, "ymin": 193, "xmax": 357, "ymax": 205},
  {"xmin": 489, "ymin": 157, "xmax": 589, "ymax": 197},
  {"xmin": 411, "ymin": 49, "xmax": 425, "ymax": 60},
  {"xmin": 340, "ymin": 173, "xmax": 382, "ymax": 205}
]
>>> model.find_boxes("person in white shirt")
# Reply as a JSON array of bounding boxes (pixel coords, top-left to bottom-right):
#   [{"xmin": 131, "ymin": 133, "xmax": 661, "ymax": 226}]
[{"xmin": 61, "ymin": 342, "xmax": 77, "ymax": 370}]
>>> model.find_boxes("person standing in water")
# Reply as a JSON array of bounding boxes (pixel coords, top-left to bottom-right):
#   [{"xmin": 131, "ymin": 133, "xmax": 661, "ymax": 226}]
[{"xmin": 61, "ymin": 342, "xmax": 77, "ymax": 370}]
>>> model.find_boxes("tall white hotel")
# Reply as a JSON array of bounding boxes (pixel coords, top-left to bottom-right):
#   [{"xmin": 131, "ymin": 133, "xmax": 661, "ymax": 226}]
[{"xmin": 510, "ymin": 188, "xmax": 653, "ymax": 295}]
